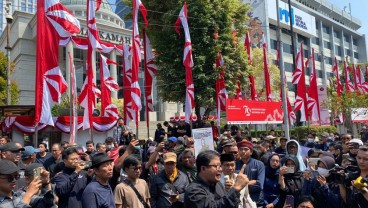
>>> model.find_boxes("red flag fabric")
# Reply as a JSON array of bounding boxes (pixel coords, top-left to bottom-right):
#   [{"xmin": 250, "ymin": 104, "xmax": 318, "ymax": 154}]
[
  {"xmin": 35, "ymin": 0, "xmax": 80, "ymax": 126},
  {"xmin": 175, "ymin": 2, "xmax": 195, "ymax": 123},
  {"xmin": 244, "ymin": 32, "xmax": 253, "ymax": 65},
  {"xmin": 292, "ymin": 43, "xmax": 308, "ymax": 122},
  {"xmin": 131, "ymin": 0, "xmax": 147, "ymax": 124},
  {"xmin": 122, "ymin": 44, "xmax": 137, "ymax": 126},
  {"xmin": 333, "ymin": 57, "xmax": 344, "ymax": 124},
  {"xmin": 215, "ymin": 52, "xmax": 228, "ymax": 111},
  {"xmin": 307, "ymin": 49, "xmax": 320, "ymax": 122},
  {"xmin": 235, "ymin": 79, "xmax": 242, "ymax": 100},
  {"xmin": 261, "ymin": 33, "xmax": 273, "ymax": 101},
  {"xmin": 363, "ymin": 65, "xmax": 368, "ymax": 92},
  {"xmin": 100, "ymin": 54, "xmax": 119, "ymax": 119},
  {"xmin": 344, "ymin": 61, "xmax": 355, "ymax": 93},
  {"xmin": 355, "ymin": 65, "xmax": 366, "ymax": 93},
  {"xmin": 143, "ymin": 31, "xmax": 157, "ymax": 128}
]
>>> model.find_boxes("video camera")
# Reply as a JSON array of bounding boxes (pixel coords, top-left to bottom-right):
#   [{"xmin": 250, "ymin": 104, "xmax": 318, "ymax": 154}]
[{"xmin": 328, "ymin": 165, "xmax": 360, "ymax": 186}]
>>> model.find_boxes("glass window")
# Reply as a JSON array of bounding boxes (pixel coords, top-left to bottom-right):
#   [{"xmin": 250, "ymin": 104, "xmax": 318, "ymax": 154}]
[
  {"xmin": 312, "ymin": 37, "xmax": 319, "ymax": 45},
  {"xmin": 21, "ymin": 3, "xmax": 27, "ymax": 11},
  {"xmin": 333, "ymin": 30, "xmax": 340, "ymax": 38},
  {"xmin": 287, "ymin": 82, "xmax": 295, "ymax": 91},
  {"xmin": 284, "ymin": 62, "xmax": 293, "ymax": 72},
  {"xmin": 335, "ymin": 45, "xmax": 342, "ymax": 56},
  {"xmin": 270, "ymin": 39, "xmax": 277, "ymax": 50},
  {"xmin": 353, "ymin": 38, "xmax": 358, "ymax": 46},
  {"xmin": 325, "ymin": 57, "xmax": 333, "ymax": 65},
  {"xmin": 283, "ymin": 43, "xmax": 292, "ymax": 54},
  {"xmin": 28, "ymin": 6, "xmax": 33, "ymax": 13},
  {"xmin": 304, "ymin": 49, "xmax": 309, "ymax": 58},
  {"xmin": 344, "ymin": 35, "xmax": 350, "ymax": 42},
  {"xmin": 315, "ymin": 21, "xmax": 319, "ymax": 29},
  {"xmin": 346, "ymin": 49, "xmax": 351, "ymax": 56},
  {"xmin": 269, "ymin": 24, "xmax": 277, "ymax": 31},
  {"xmin": 298, "ymin": 35, "xmax": 308, "ymax": 44},
  {"xmin": 354, "ymin": 52, "xmax": 359, "ymax": 59},
  {"xmin": 315, "ymin": 53, "xmax": 321, "ymax": 62},
  {"xmin": 318, "ymin": 70, "xmax": 323, "ymax": 78},
  {"xmin": 322, "ymin": 25, "xmax": 329, "ymax": 34},
  {"xmin": 324, "ymin": 41, "xmax": 331, "ymax": 49}
]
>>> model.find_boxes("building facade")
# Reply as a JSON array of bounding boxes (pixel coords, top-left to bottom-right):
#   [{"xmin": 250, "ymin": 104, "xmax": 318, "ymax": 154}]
[
  {"xmin": 245, "ymin": 0, "xmax": 367, "ymax": 102},
  {"xmin": 0, "ymin": 0, "xmax": 185, "ymax": 125}
]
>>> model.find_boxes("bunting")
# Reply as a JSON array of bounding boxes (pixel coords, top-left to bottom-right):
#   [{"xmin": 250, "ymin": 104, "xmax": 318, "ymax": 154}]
[
  {"xmin": 307, "ymin": 49, "xmax": 320, "ymax": 122},
  {"xmin": 292, "ymin": 43, "xmax": 308, "ymax": 122},
  {"xmin": 35, "ymin": 0, "xmax": 80, "ymax": 126},
  {"xmin": 174, "ymin": 2, "xmax": 195, "ymax": 123}
]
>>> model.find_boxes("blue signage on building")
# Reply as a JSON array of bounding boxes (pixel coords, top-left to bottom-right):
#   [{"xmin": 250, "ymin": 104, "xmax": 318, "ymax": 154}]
[{"xmin": 279, "ymin": 7, "xmax": 308, "ymax": 30}]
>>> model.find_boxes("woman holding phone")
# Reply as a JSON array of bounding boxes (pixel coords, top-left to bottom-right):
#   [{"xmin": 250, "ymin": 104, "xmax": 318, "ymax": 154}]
[{"xmin": 277, "ymin": 155, "xmax": 303, "ymax": 208}]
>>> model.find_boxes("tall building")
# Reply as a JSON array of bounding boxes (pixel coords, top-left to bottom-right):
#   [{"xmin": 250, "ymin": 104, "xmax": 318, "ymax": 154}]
[
  {"xmin": 245, "ymin": 0, "xmax": 367, "ymax": 101},
  {"xmin": 0, "ymin": 0, "xmax": 37, "ymax": 34}
]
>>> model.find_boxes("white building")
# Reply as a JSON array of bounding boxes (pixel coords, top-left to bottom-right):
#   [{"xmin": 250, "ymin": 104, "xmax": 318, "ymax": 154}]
[
  {"xmin": 246, "ymin": 0, "xmax": 367, "ymax": 99},
  {"xmin": 0, "ymin": 0, "xmax": 185, "ymax": 145}
]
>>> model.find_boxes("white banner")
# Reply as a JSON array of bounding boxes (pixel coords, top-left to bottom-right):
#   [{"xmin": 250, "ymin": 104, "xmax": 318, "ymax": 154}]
[
  {"xmin": 192, "ymin": 127, "xmax": 214, "ymax": 157},
  {"xmin": 318, "ymin": 85, "xmax": 330, "ymax": 126},
  {"xmin": 351, "ymin": 108, "xmax": 368, "ymax": 123}
]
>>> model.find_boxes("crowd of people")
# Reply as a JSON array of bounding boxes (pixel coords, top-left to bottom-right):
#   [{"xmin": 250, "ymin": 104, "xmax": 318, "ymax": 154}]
[{"xmin": 0, "ymin": 118, "xmax": 368, "ymax": 208}]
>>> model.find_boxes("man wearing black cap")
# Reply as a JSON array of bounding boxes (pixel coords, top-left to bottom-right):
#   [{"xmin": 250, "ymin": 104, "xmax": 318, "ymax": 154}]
[
  {"xmin": 0, "ymin": 142, "xmax": 24, "ymax": 165},
  {"xmin": 82, "ymin": 153, "xmax": 115, "ymax": 208},
  {"xmin": 0, "ymin": 160, "xmax": 43, "ymax": 207},
  {"xmin": 53, "ymin": 148, "xmax": 93, "ymax": 208}
]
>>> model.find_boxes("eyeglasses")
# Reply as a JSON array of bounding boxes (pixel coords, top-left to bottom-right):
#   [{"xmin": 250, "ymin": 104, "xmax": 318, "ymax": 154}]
[
  {"xmin": 0, "ymin": 174, "xmax": 20, "ymax": 182},
  {"xmin": 206, "ymin": 164, "xmax": 222, "ymax": 170}
]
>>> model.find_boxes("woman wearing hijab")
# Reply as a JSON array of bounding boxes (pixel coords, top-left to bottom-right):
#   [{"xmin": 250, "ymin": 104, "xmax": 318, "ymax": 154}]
[
  {"xmin": 276, "ymin": 155, "xmax": 304, "ymax": 208},
  {"xmin": 263, "ymin": 153, "xmax": 281, "ymax": 208},
  {"xmin": 286, "ymin": 140, "xmax": 307, "ymax": 171}
]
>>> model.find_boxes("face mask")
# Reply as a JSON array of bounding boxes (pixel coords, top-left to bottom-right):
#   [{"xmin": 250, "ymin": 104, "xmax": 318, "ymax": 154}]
[
  {"xmin": 308, "ymin": 138, "xmax": 314, "ymax": 143},
  {"xmin": 317, "ymin": 167, "xmax": 330, "ymax": 177}
]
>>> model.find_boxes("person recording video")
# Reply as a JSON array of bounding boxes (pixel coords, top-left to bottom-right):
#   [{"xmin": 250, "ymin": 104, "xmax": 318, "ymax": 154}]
[{"xmin": 113, "ymin": 118, "xmax": 133, "ymax": 146}]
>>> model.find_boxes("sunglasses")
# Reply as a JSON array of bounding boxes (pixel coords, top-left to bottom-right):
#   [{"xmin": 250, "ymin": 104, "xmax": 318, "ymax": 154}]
[{"xmin": 0, "ymin": 174, "xmax": 20, "ymax": 182}]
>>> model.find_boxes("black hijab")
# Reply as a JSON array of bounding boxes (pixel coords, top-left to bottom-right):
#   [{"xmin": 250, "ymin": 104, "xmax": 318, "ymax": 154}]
[{"xmin": 265, "ymin": 153, "xmax": 280, "ymax": 180}]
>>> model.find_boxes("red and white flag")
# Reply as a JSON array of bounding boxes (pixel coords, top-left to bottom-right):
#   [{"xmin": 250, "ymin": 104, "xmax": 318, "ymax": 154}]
[
  {"xmin": 244, "ymin": 32, "xmax": 257, "ymax": 100},
  {"xmin": 333, "ymin": 57, "xmax": 344, "ymax": 124},
  {"xmin": 261, "ymin": 33, "xmax": 273, "ymax": 101},
  {"xmin": 235, "ymin": 79, "xmax": 242, "ymax": 100},
  {"xmin": 131, "ymin": 0, "xmax": 148, "ymax": 116},
  {"xmin": 215, "ymin": 52, "xmax": 228, "ymax": 112},
  {"xmin": 292, "ymin": 43, "xmax": 308, "ymax": 122},
  {"xmin": 307, "ymin": 49, "xmax": 320, "ymax": 122},
  {"xmin": 68, "ymin": 53, "xmax": 78, "ymax": 144},
  {"xmin": 122, "ymin": 44, "xmax": 137, "ymax": 126},
  {"xmin": 344, "ymin": 60, "xmax": 355, "ymax": 93},
  {"xmin": 143, "ymin": 31, "xmax": 157, "ymax": 128},
  {"xmin": 35, "ymin": 0, "xmax": 80, "ymax": 126},
  {"xmin": 175, "ymin": 2, "xmax": 195, "ymax": 123},
  {"xmin": 363, "ymin": 65, "xmax": 368, "ymax": 92},
  {"xmin": 100, "ymin": 54, "xmax": 119, "ymax": 119},
  {"xmin": 355, "ymin": 65, "xmax": 366, "ymax": 93}
]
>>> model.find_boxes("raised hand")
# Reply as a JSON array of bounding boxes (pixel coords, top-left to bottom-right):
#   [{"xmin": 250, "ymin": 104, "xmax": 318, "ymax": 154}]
[{"xmin": 233, "ymin": 164, "xmax": 249, "ymax": 192}]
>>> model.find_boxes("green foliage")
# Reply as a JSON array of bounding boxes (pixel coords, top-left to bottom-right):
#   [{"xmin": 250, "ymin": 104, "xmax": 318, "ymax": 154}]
[
  {"xmin": 135, "ymin": 0, "xmax": 251, "ymax": 115},
  {"xmin": 0, "ymin": 52, "xmax": 19, "ymax": 105}
]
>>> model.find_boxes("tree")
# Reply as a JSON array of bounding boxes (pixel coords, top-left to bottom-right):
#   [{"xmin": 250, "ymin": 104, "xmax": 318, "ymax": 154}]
[
  {"xmin": 135, "ymin": 0, "xmax": 251, "ymax": 116},
  {"xmin": 246, "ymin": 47, "xmax": 281, "ymax": 101},
  {"xmin": 0, "ymin": 51, "xmax": 19, "ymax": 105}
]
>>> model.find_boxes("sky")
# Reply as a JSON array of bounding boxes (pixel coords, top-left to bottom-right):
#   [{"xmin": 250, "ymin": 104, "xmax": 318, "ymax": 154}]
[{"xmin": 329, "ymin": 0, "xmax": 368, "ymax": 38}]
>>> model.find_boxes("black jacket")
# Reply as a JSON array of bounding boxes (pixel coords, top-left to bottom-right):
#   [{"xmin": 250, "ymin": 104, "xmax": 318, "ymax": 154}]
[
  {"xmin": 149, "ymin": 169, "xmax": 189, "ymax": 208},
  {"xmin": 184, "ymin": 175, "xmax": 241, "ymax": 208}
]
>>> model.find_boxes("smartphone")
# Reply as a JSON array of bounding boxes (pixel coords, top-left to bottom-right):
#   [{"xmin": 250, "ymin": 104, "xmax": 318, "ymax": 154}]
[
  {"xmin": 33, "ymin": 167, "xmax": 42, "ymax": 178},
  {"xmin": 285, "ymin": 195, "xmax": 295, "ymax": 208},
  {"xmin": 287, "ymin": 167, "xmax": 295, "ymax": 174},
  {"xmin": 224, "ymin": 175, "xmax": 230, "ymax": 181},
  {"xmin": 309, "ymin": 158, "xmax": 320, "ymax": 167}
]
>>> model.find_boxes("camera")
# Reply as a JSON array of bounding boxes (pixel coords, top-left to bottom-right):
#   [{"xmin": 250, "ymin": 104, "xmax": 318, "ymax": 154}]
[{"xmin": 328, "ymin": 165, "xmax": 360, "ymax": 185}]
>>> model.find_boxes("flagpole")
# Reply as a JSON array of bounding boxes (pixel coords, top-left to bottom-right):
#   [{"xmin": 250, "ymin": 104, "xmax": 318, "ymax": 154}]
[
  {"xmin": 277, "ymin": 0, "xmax": 290, "ymax": 139},
  {"xmin": 143, "ymin": 29, "xmax": 150, "ymax": 139}
]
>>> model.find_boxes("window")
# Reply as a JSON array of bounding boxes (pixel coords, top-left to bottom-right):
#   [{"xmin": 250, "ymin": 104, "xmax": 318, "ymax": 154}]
[
  {"xmin": 298, "ymin": 35, "xmax": 308, "ymax": 44},
  {"xmin": 325, "ymin": 57, "xmax": 333, "ymax": 65},
  {"xmin": 284, "ymin": 62, "xmax": 293, "ymax": 72},
  {"xmin": 318, "ymin": 70, "xmax": 323, "ymax": 78},
  {"xmin": 270, "ymin": 39, "xmax": 277, "ymax": 50},
  {"xmin": 322, "ymin": 25, "xmax": 330, "ymax": 34},
  {"xmin": 354, "ymin": 52, "xmax": 359, "ymax": 59},
  {"xmin": 28, "ymin": 6, "xmax": 33, "ymax": 13},
  {"xmin": 315, "ymin": 53, "xmax": 321, "ymax": 62},
  {"xmin": 324, "ymin": 41, "xmax": 331, "ymax": 49},
  {"xmin": 315, "ymin": 21, "xmax": 319, "ymax": 29},
  {"xmin": 353, "ymin": 38, "xmax": 358, "ymax": 46},
  {"xmin": 335, "ymin": 45, "xmax": 342, "ymax": 56},
  {"xmin": 312, "ymin": 37, "xmax": 319, "ymax": 45},
  {"xmin": 282, "ymin": 28, "xmax": 291, "ymax": 35},
  {"xmin": 346, "ymin": 49, "xmax": 351, "ymax": 56},
  {"xmin": 333, "ymin": 30, "xmax": 340, "ymax": 38},
  {"xmin": 344, "ymin": 35, "xmax": 350, "ymax": 42},
  {"xmin": 304, "ymin": 49, "xmax": 309, "ymax": 58},
  {"xmin": 269, "ymin": 24, "xmax": 277, "ymax": 31},
  {"xmin": 21, "ymin": 3, "xmax": 27, "ymax": 11},
  {"xmin": 287, "ymin": 82, "xmax": 295, "ymax": 91},
  {"xmin": 283, "ymin": 43, "xmax": 292, "ymax": 54}
]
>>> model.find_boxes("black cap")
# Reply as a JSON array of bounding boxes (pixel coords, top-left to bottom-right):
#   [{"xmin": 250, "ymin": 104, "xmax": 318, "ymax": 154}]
[
  {"xmin": 0, "ymin": 142, "xmax": 25, "ymax": 152},
  {"xmin": 220, "ymin": 153, "xmax": 235, "ymax": 163},
  {"xmin": 0, "ymin": 160, "xmax": 19, "ymax": 174},
  {"xmin": 24, "ymin": 163, "xmax": 44, "ymax": 176},
  {"xmin": 91, "ymin": 153, "xmax": 113, "ymax": 168}
]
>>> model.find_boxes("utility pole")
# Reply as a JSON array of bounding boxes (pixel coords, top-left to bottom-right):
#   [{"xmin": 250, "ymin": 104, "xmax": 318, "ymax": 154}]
[
  {"xmin": 276, "ymin": 0, "xmax": 290, "ymax": 139},
  {"xmin": 5, "ymin": 4, "xmax": 13, "ymax": 105}
]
